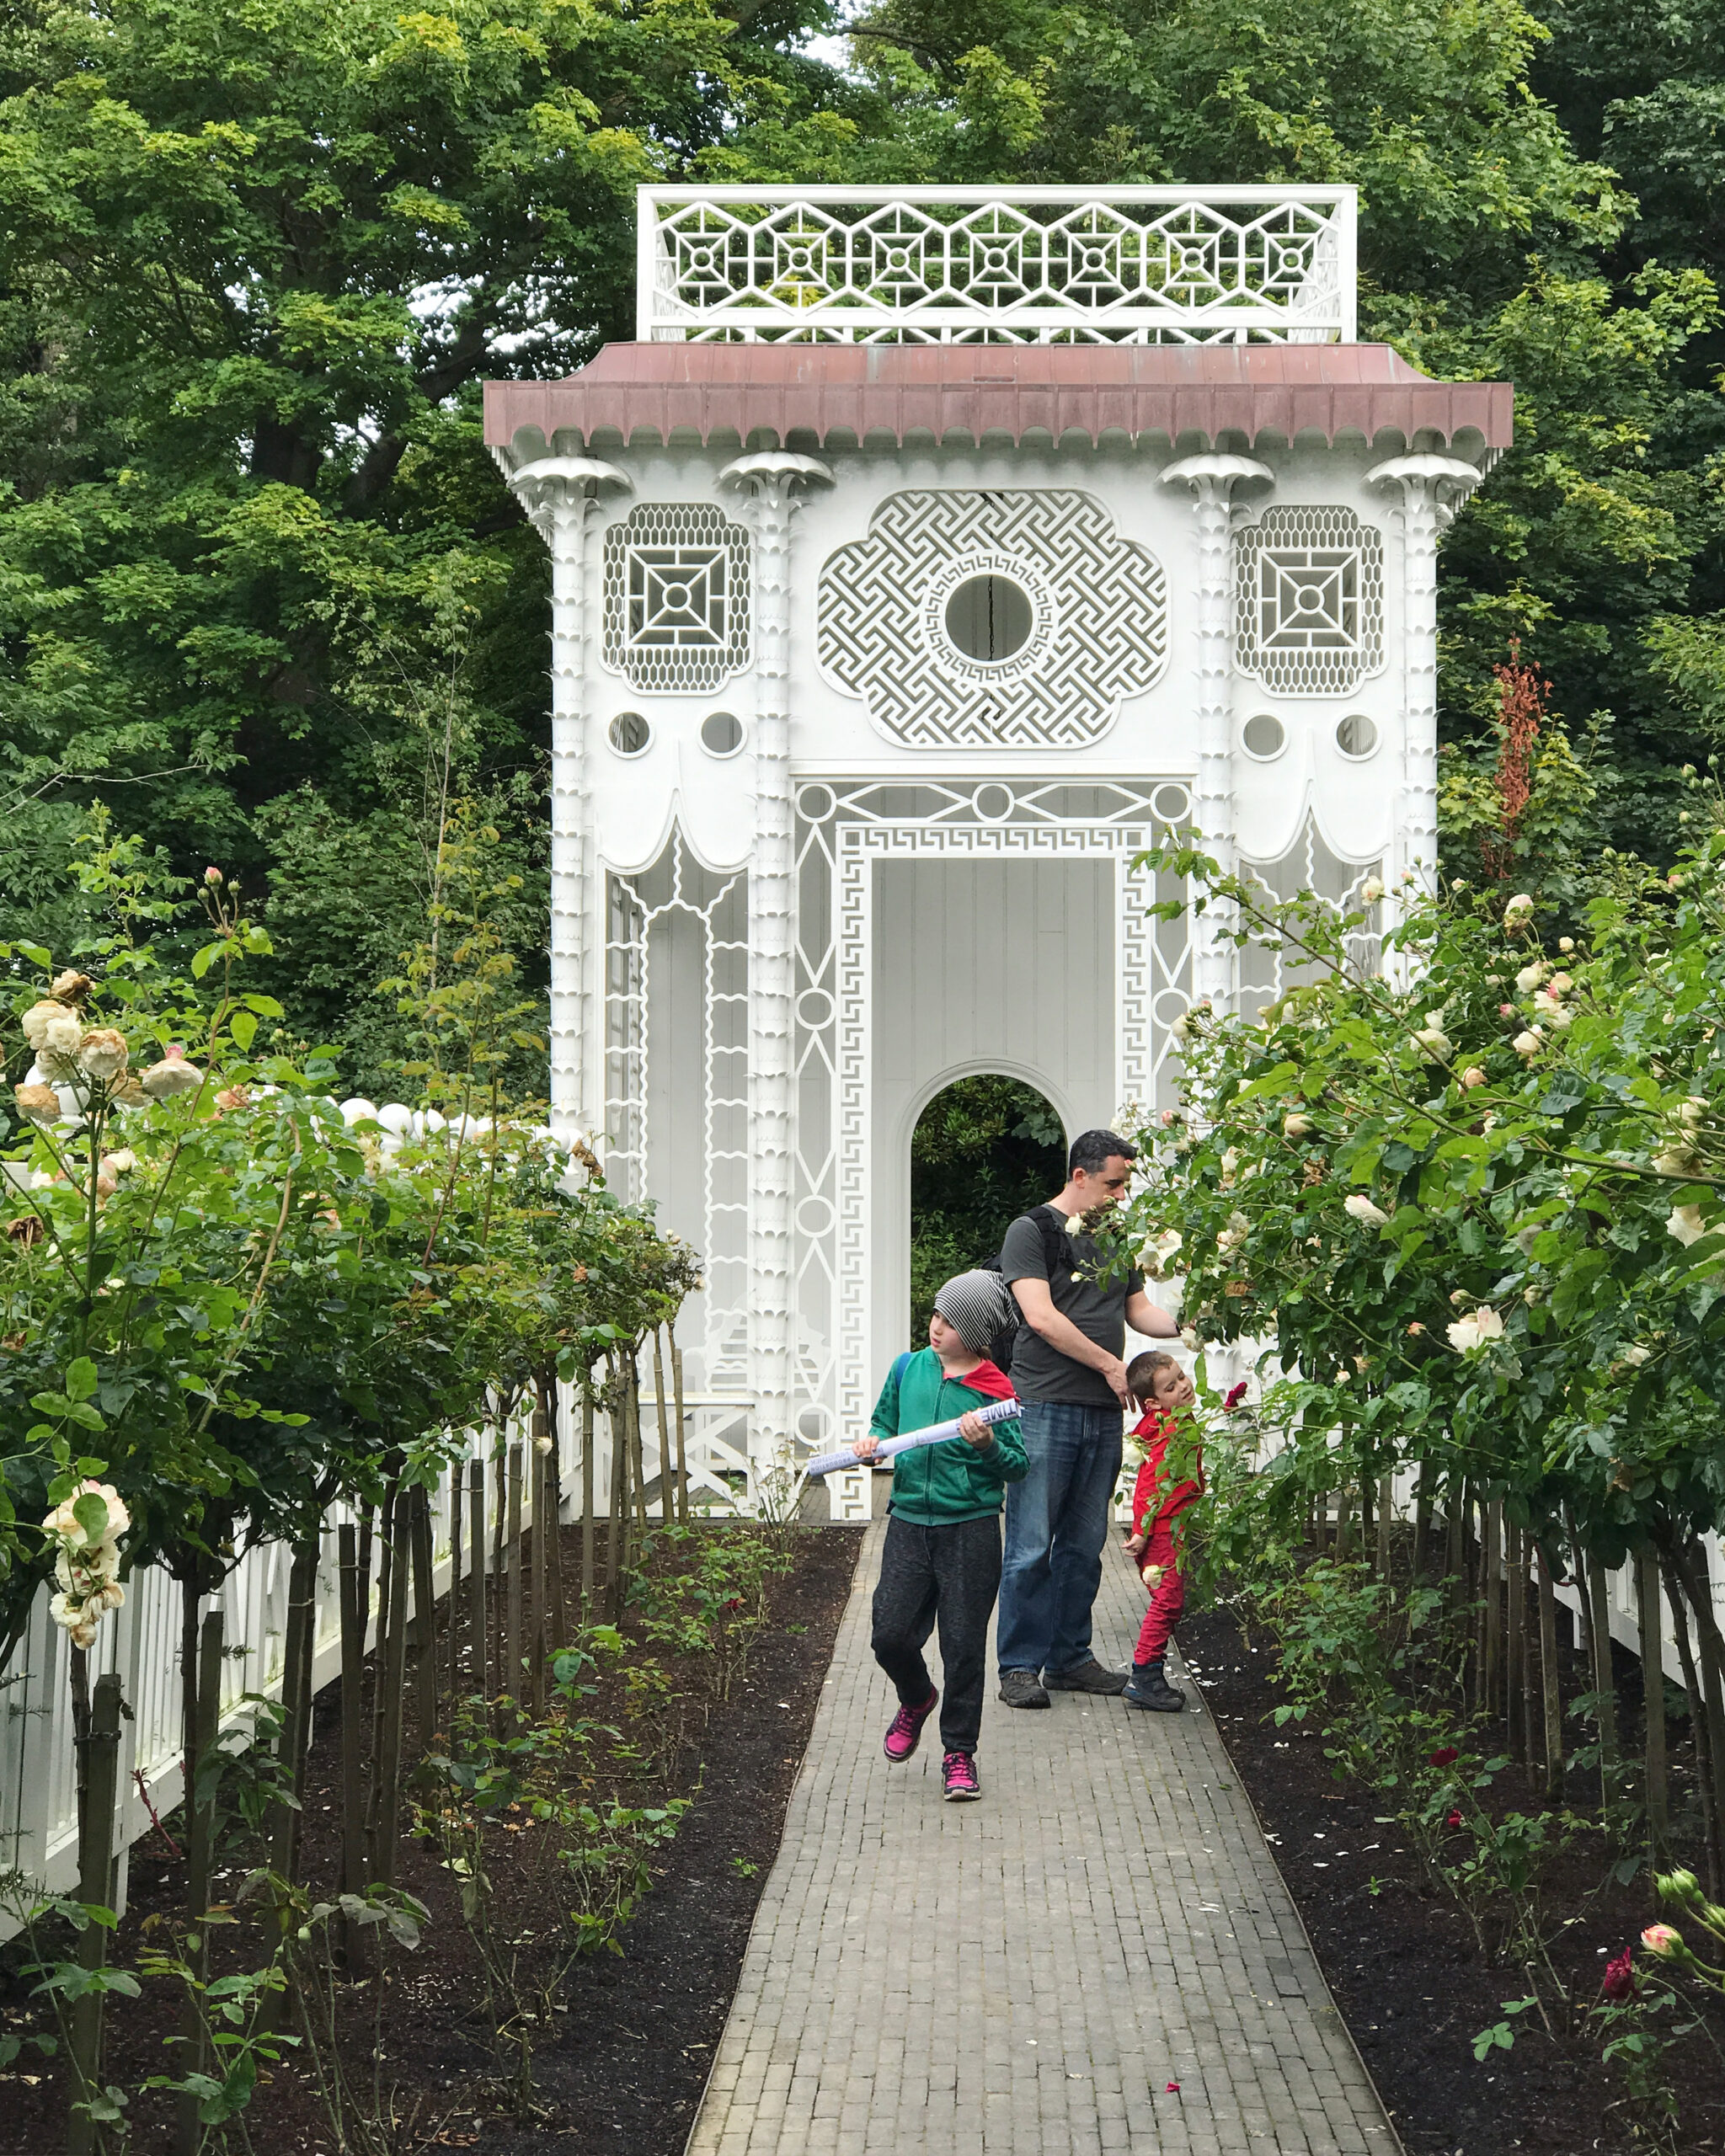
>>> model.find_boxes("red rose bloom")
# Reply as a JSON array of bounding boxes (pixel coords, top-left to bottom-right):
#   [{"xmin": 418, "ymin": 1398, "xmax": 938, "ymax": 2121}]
[
  {"xmin": 1601, "ymin": 1947, "xmax": 1637, "ymax": 2003},
  {"xmin": 1429, "ymin": 1746, "xmax": 1460, "ymax": 1767},
  {"xmin": 1445, "ymin": 1809, "xmax": 1464, "ymax": 1828}
]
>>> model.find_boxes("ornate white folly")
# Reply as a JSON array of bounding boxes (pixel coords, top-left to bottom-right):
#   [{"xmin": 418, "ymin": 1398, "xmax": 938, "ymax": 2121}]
[{"xmin": 486, "ymin": 184, "xmax": 1513, "ymax": 1478}]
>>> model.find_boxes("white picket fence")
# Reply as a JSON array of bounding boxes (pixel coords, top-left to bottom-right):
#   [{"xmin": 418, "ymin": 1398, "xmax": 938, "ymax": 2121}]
[{"xmin": 0, "ymin": 1378, "xmax": 771, "ymax": 1931}]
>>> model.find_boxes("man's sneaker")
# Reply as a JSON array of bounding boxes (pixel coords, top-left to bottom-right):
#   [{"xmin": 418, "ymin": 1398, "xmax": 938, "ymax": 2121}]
[
  {"xmin": 884, "ymin": 1689, "xmax": 939, "ymax": 1762},
  {"xmin": 1044, "ymin": 1657, "xmax": 1130, "ymax": 1695},
  {"xmin": 942, "ymin": 1750, "xmax": 981, "ymax": 1801},
  {"xmin": 998, "ymin": 1668, "xmax": 1050, "ymax": 1710},
  {"xmin": 1124, "ymin": 1662, "xmax": 1185, "ymax": 1713}
]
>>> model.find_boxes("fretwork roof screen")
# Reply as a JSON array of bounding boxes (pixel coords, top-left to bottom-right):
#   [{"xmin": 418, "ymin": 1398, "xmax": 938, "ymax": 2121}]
[{"xmin": 638, "ymin": 185, "xmax": 1358, "ymax": 346}]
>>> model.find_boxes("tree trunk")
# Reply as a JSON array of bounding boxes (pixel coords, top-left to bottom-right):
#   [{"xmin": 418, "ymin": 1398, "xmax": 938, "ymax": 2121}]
[
  {"xmin": 178, "ymin": 1612, "xmax": 224, "ymax": 2153},
  {"xmin": 1483, "ymin": 1502, "xmax": 1503, "ymax": 1725},
  {"xmin": 581, "ymin": 1387, "xmax": 596, "ymax": 1604},
  {"xmin": 1376, "ymin": 1470, "xmax": 1393, "ymax": 1580},
  {"xmin": 1411, "ymin": 1460, "xmax": 1432, "ymax": 1582},
  {"xmin": 467, "ymin": 1463, "xmax": 487, "ymax": 1697},
  {"xmin": 1637, "ymin": 1547, "xmax": 1669, "ymax": 1867}
]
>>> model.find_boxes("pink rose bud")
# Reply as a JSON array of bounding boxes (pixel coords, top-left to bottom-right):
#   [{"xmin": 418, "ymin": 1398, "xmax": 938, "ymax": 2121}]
[
  {"xmin": 1498, "ymin": 1003, "xmax": 1514, "ymax": 1017},
  {"xmin": 1445, "ymin": 1808, "xmax": 1464, "ymax": 1828},
  {"xmin": 1642, "ymin": 1924, "xmax": 1682, "ymax": 1958},
  {"xmin": 205, "ymin": 867, "xmax": 222, "ymax": 884},
  {"xmin": 1601, "ymin": 1947, "xmax": 1637, "ymax": 2002}
]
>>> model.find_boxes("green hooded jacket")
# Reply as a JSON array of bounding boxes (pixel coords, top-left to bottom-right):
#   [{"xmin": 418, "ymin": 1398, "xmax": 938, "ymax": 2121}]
[{"xmin": 868, "ymin": 1347, "xmax": 1027, "ymax": 1526}]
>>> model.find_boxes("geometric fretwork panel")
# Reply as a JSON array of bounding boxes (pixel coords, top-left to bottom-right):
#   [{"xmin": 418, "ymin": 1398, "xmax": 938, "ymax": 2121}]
[
  {"xmin": 1238, "ymin": 815, "xmax": 1383, "ymax": 1017},
  {"xmin": 602, "ymin": 503, "xmax": 751, "ymax": 694},
  {"xmin": 817, "ymin": 490, "xmax": 1167, "ymax": 749},
  {"xmin": 1235, "ymin": 505, "xmax": 1383, "ymax": 697}
]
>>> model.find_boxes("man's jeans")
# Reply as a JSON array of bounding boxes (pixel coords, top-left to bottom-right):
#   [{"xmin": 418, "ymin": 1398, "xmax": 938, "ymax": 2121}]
[{"xmin": 996, "ymin": 1401, "xmax": 1124, "ymax": 1675}]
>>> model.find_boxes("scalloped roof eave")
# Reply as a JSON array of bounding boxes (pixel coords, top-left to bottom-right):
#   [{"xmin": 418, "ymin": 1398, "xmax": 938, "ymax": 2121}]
[{"xmin": 484, "ymin": 341, "xmax": 1512, "ymax": 467}]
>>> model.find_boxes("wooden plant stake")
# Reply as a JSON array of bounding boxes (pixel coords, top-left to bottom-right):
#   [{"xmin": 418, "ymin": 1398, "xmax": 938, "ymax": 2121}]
[
  {"xmin": 1482, "ymin": 1502, "xmax": 1503, "ymax": 1721},
  {"xmin": 1506, "ymin": 1525, "xmax": 1526, "ymax": 1764},
  {"xmin": 630, "ymin": 1367, "xmax": 649, "ymax": 1534},
  {"xmin": 505, "ymin": 1441, "xmax": 524, "ymax": 1709},
  {"xmin": 270, "ymin": 1536, "xmax": 320, "ymax": 1885},
  {"xmin": 1445, "ymin": 1485, "xmax": 1464, "ymax": 1601},
  {"xmin": 366, "ymin": 1488, "xmax": 398, "ymax": 1822},
  {"xmin": 1663, "ymin": 1555, "xmax": 1719, "ymax": 1889},
  {"xmin": 530, "ymin": 1441, "xmax": 549, "ymax": 1716},
  {"xmin": 608, "ymin": 1366, "xmax": 629, "ymax": 1604},
  {"xmin": 1535, "ymin": 1542, "xmax": 1564, "ymax": 1800},
  {"xmin": 176, "ymin": 1613, "xmax": 224, "ymax": 2156},
  {"xmin": 337, "ymin": 1525, "xmax": 368, "ymax": 1963},
  {"xmin": 68, "ymin": 1672, "xmax": 124, "ymax": 2156},
  {"xmin": 581, "ymin": 1387, "xmax": 596, "ymax": 1605},
  {"xmin": 1411, "ymin": 1462, "xmax": 1432, "ymax": 1581},
  {"xmin": 468, "ymin": 1463, "xmax": 487, "ymax": 1698},
  {"xmin": 544, "ymin": 1438, "xmax": 569, "ymax": 1655},
  {"xmin": 492, "ymin": 1439, "xmax": 508, "ymax": 1679},
  {"xmin": 652, "ymin": 1328, "xmax": 673, "ymax": 1526},
  {"xmin": 1375, "ymin": 1471, "xmax": 1392, "ymax": 1580},
  {"xmin": 411, "ymin": 1486, "xmax": 437, "ymax": 1741},
  {"xmin": 448, "ymin": 1464, "xmax": 465, "ymax": 1700},
  {"xmin": 1637, "ymin": 1546, "xmax": 1669, "ymax": 1864},
  {"xmin": 671, "ymin": 1329, "xmax": 688, "ymax": 1522},
  {"xmin": 371, "ymin": 1487, "xmax": 412, "ymax": 1887}
]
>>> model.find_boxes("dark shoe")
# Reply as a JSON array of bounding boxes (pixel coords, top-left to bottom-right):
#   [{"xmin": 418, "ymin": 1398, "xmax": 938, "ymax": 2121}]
[
  {"xmin": 884, "ymin": 1689, "xmax": 938, "ymax": 1762},
  {"xmin": 942, "ymin": 1750, "xmax": 981, "ymax": 1801},
  {"xmin": 1124, "ymin": 1662, "xmax": 1185, "ymax": 1713},
  {"xmin": 1044, "ymin": 1656, "xmax": 1130, "ymax": 1695},
  {"xmin": 998, "ymin": 1668, "xmax": 1051, "ymax": 1710}
]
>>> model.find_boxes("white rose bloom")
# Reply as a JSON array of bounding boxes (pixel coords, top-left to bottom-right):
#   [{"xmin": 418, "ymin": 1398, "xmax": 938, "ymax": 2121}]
[
  {"xmin": 1178, "ymin": 1326, "xmax": 1200, "ymax": 1350},
  {"xmin": 77, "ymin": 1028, "xmax": 129, "ymax": 1081},
  {"xmin": 36, "ymin": 1007, "xmax": 84, "ymax": 1063},
  {"xmin": 1545, "ymin": 1003, "xmax": 1573, "ymax": 1029},
  {"xmin": 1514, "ymin": 1224, "xmax": 1541, "ymax": 1255},
  {"xmin": 1360, "ymin": 877, "xmax": 1385, "ymax": 904},
  {"xmin": 1549, "ymin": 973, "xmax": 1573, "ymax": 995},
  {"xmin": 1064, "ymin": 1212, "xmax": 1085, "ymax": 1238},
  {"xmin": 1504, "ymin": 894, "xmax": 1535, "ymax": 920},
  {"xmin": 141, "ymin": 1053, "xmax": 205, "ymax": 1099},
  {"xmin": 1668, "ymin": 1205, "xmax": 1706, "ymax": 1246},
  {"xmin": 1680, "ymin": 1097, "xmax": 1707, "ymax": 1127},
  {"xmin": 1284, "ymin": 1112, "xmax": 1314, "ymax": 1139},
  {"xmin": 1446, "ymin": 1313, "xmax": 1482, "ymax": 1353},
  {"xmin": 1653, "ymin": 1149, "xmax": 1700, "ymax": 1178},
  {"xmin": 21, "ymin": 1001, "xmax": 74, "ymax": 1052},
  {"xmin": 1623, "ymin": 1345, "xmax": 1653, "ymax": 1367},
  {"xmin": 1515, "ymin": 963, "xmax": 1547, "ymax": 994},
  {"xmin": 1343, "ymin": 1193, "xmax": 1390, "ymax": 1229},
  {"xmin": 1413, "ymin": 1027, "xmax": 1453, "ymax": 1059},
  {"xmin": 1513, "ymin": 1030, "xmax": 1543, "ymax": 1057}
]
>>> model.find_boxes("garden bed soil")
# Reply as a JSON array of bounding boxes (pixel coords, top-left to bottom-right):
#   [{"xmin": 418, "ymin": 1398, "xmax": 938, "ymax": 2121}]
[
  {"xmin": 0, "ymin": 1522, "xmax": 864, "ymax": 2156},
  {"xmin": 1183, "ymin": 1598, "xmax": 1725, "ymax": 2156}
]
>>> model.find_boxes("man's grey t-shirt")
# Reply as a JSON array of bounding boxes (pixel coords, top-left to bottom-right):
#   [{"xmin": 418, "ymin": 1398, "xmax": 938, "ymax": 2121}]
[{"xmin": 999, "ymin": 1207, "xmax": 1145, "ymax": 1407}]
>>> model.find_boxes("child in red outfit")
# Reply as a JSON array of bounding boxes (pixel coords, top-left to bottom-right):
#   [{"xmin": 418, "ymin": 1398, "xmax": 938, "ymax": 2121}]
[{"xmin": 1121, "ymin": 1352, "xmax": 1201, "ymax": 1713}]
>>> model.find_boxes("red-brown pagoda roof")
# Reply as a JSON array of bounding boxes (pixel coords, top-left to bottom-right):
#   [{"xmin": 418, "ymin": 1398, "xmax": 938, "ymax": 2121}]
[{"xmin": 484, "ymin": 341, "xmax": 1511, "ymax": 459}]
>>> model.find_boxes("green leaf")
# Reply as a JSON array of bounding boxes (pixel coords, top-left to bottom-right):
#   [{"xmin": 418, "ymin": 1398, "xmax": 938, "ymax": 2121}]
[
  {"xmin": 228, "ymin": 1010, "xmax": 257, "ymax": 1051},
  {"xmin": 66, "ymin": 1358, "xmax": 99, "ymax": 1403}
]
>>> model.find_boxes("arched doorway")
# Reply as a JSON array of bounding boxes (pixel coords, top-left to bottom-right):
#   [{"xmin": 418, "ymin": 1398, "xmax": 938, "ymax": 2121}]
[{"xmin": 907, "ymin": 1076, "xmax": 1066, "ymax": 1347}]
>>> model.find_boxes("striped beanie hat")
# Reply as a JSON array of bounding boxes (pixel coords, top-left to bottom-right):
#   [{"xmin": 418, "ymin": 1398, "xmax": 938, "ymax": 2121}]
[{"xmin": 933, "ymin": 1270, "xmax": 1015, "ymax": 1357}]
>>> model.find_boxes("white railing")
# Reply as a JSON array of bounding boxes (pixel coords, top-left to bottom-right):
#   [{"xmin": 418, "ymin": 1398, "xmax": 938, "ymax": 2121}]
[
  {"xmin": 0, "ymin": 1380, "xmax": 772, "ymax": 1931},
  {"xmin": 636, "ymin": 185, "xmax": 1359, "ymax": 346}
]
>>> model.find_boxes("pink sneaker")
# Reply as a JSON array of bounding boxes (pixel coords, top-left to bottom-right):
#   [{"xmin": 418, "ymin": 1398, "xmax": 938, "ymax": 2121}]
[
  {"xmin": 884, "ymin": 1689, "xmax": 938, "ymax": 1762},
  {"xmin": 942, "ymin": 1751, "xmax": 980, "ymax": 1801}
]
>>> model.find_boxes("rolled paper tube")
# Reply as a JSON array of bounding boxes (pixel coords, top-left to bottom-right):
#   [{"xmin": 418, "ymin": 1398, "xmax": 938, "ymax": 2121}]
[{"xmin": 804, "ymin": 1395, "xmax": 1023, "ymax": 1478}]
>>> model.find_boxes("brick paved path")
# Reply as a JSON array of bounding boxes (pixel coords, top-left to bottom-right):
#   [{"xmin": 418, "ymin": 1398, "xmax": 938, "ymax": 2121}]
[{"xmin": 686, "ymin": 1521, "xmax": 1398, "ymax": 2156}]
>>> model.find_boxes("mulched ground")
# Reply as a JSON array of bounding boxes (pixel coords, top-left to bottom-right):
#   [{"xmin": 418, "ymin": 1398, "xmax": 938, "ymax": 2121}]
[
  {"xmin": 0, "ymin": 1522, "xmax": 862, "ymax": 2156},
  {"xmin": 1183, "ymin": 1594, "xmax": 1725, "ymax": 2156}
]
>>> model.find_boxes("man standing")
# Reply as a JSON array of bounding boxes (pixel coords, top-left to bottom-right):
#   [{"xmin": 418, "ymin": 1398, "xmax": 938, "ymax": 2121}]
[{"xmin": 996, "ymin": 1128, "xmax": 1179, "ymax": 1706}]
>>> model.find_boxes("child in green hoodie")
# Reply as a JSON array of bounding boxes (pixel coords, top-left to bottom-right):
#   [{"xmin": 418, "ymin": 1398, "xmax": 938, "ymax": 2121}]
[{"xmin": 851, "ymin": 1269, "xmax": 1028, "ymax": 1801}]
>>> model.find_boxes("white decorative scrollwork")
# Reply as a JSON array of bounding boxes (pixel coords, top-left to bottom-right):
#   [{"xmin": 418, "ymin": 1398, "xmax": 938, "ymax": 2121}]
[
  {"xmin": 1236, "ymin": 505, "xmax": 1385, "ymax": 698},
  {"xmin": 602, "ymin": 503, "xmax": 750, "ymax": 694},
  {"xmin": 639, "ymin": 186, "xmax": 1358, "ymax": 344},
  {"xmin": 818, "ymin": 490, "xmax": 1167, "ymax": 750}
]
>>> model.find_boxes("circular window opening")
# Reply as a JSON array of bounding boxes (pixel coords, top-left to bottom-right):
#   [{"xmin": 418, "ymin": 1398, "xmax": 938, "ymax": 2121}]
[
  {"xmin": 1242, "ymin": 713, "xmax": 1286, "ymax": 760},
  {"xmin": 975, "ymin": 782, "xmax": 1013, "ymax": 823},
  {"xmin": 701, "ymin": 711, "xmax": 744, "ymax": 757},
  {"xmin": 1337, "ymin": 713, "xmax": 1380, "ymax": 760},
  {"xmin": 608, "ymin": 712, "xmax": 651, "ymax": 757},
  {"xmin": 944, "ymin": 574, "xmax": 1033, "ymax": 664},
  {"xmin": 798, "ymin": 782, "xmax": 834, "ymax": 822}
]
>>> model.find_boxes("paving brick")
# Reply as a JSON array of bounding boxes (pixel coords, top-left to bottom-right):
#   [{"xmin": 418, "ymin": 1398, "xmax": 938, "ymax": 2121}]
[{"xmin": 684, "ymin": 1523, "xmax": 1396, "ymax": 2155}]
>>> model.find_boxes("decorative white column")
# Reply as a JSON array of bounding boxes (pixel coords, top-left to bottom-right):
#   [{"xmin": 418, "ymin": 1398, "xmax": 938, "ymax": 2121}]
[
  {"xmin": 718, "ymin": 451, "xmax": 833, "ymax": 1462},
  {"xmin": 1160, "ymin": 453, "xmax": 1274, "ymax": 1012},
  {"xmin": 508, "ymin": 455, "xmax": 633, "ymax": 1148},
  {"xmin": 1365, "ymin": 454, "xmax": 1485, "ymax": 896}
]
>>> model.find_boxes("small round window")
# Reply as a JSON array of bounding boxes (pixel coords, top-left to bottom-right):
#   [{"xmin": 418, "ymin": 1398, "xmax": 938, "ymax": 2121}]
[
  {"xmin": 608, "ymin": 712, "xmax": 651, "ymax": 757},
  {"xmin": 701, "ymin": 711, "xmax": 744, "ymax": 758},
  {"xmin": 944, "ymin": 574, "xmax": 1033, "ymax": 663},
  {"xmin": 1337, "ymin": 713, "xmax": 1380, "ymax": 760},
  {"xmin": 1242, "ymin": 713, "xmax": 1286, "ymax": 760}
]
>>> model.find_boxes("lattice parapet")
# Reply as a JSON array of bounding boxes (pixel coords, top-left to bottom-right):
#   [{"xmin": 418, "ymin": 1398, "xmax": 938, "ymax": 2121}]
[
  {"xmin": 638, "ymin": 186, "xmax": 1357, "ymax": 344},
  {"xmin": 602, "ymin": 502, "xmax": 750, "ymax": 694},
  {"xmin": 818, "ymin": 488, "xmax": 1167, "ymax": 750},
  {"xmin": 1236, "ymin": 505, "xmax": 1385, "ymax": 698}
]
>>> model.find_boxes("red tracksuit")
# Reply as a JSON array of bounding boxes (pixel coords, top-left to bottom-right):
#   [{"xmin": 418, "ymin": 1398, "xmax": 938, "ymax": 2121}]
[{"xmin": 1129, "ymin": 1408, "xmax": 1204, "ymax": 1668}]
